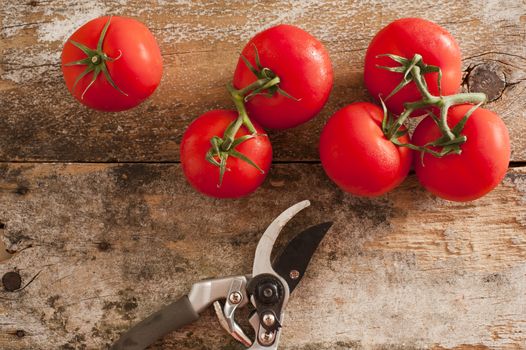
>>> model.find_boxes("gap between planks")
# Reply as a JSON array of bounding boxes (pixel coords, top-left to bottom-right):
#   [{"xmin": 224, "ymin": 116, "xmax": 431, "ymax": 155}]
[{"xmin": 0, "ymin": 161, "xmax": 525, "ymax": 168}]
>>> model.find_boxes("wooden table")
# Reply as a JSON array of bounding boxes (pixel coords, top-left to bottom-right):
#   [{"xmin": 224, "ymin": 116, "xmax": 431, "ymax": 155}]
[{"xmin": 1, "ymin": 1, "xmax": 525, "ymax": 349}]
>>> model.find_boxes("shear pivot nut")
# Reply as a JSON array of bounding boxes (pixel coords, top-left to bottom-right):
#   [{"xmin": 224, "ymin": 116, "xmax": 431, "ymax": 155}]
[{"xmin": 257, "ymin": 281, "xmax": 280, "ymax": 304}]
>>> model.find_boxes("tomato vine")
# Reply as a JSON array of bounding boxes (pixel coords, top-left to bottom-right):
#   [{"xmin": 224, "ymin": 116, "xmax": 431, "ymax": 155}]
[
  {"xmin": 206, "ymin": 46, "xmax": 296, "ymax": 186},
  {"xmin": 378, "ymin": 53, "xmax": 487, "ymax": 160}
]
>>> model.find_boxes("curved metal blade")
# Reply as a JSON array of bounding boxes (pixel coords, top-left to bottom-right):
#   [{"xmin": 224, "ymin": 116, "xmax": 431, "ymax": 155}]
[
  {"xmin": 272, "ymin": 222, "xmax": 332, "ymax": 293},
  {"xmin": 252, "ymin": 200, "xmax": 311, "ymax": 277}
]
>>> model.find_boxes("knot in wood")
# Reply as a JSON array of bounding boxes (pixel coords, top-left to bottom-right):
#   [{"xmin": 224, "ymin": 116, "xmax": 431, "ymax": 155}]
[
  {"xmin": 97, "ymin": 241, "xmax": 111, "ymax": 252},
  {"xmin": 15, "ymin": 186, "xmax": 29, "ymax": 196},
  {"xmin": 2, "ymin": 271, "xmax": 21, "ymax": 292},
  {"xmin": 467, "ymin": 62, "xmax": 506, "ymax": 102}
]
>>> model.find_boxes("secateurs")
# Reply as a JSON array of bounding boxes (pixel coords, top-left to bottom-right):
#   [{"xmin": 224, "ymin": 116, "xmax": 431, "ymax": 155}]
[{"xmin": 112, "ymin": 200, "xmax": 332, "ymax": 349}]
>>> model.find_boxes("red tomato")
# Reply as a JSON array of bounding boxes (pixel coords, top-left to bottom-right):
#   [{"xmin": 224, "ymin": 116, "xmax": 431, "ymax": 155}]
[
  {"xmin": 319, "ymin": 102, "xmax": 413, "ymax": 197},
  {"xmin": 61, "ymin": 16, "xmax": 163, "ymax": 112},
  {"xmin": 233, "ymin": 24, "xmax": 333, "ymax": 129},
  {"xmin": 413, "ymin": 105, "xmax": 510, "ymax": 201},
  {"xmin": 364, "ymin": 18, "xmax": 462, "ymax": 115},
  {"xmin": 180, "ymin": 110, "xmax": 272, "ymax": 198}
]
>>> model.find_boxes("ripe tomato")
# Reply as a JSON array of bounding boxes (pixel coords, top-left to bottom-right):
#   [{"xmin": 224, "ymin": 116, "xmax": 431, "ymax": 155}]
[
  {"xmin": 413, "ymin": 105, "xmax": 510, "ymax": 201},
  {"xmin": 180, "ymin": 110, "xmax": 272, "ymax": 198},
  {"xmin": 233, "ymin": 24, "xmax": 333, "ymax": 129},
  {"xmin": 319, "ymin": 102, "xmax": 413, "ymax": 197},
  {"xmin": 364, "ymin": 18, "xmax": 462, "ymax": 115},
  {"xmin": 61, "ymin": 16, "xmax": 163, "ymax": 112}
]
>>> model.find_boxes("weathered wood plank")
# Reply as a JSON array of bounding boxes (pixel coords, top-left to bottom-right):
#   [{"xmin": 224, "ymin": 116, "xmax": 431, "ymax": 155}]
[
  {"xmin": 0, "ymin": 163, "xmax": 525, "ymax": 349},
  {"xmin": 1, "ymin": 0, "xmax": 525, "ymax": 162}
]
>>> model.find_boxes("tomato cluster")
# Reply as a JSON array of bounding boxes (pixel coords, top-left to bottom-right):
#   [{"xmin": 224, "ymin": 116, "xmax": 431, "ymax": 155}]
[
  {"xmin": 181, "ymin": 25, "xmax": 333, "ymax": 198},
  {"xmin": 61, "ymin": 16, "xmax": 509, "ymax": 202},
  {"xmin": 320, "ymin": 18, "xmax": 510, "ymax": 202}
]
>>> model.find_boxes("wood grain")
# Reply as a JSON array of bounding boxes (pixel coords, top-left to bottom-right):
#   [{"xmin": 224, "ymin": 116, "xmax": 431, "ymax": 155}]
[
  {"xmin": 1, "ymin": 1, "xmax": 526, "ymax": 349},
  {"xmin": 1, "ymin": 162, "xmax": 525, "ymax": 350},
  {"xmin": 1, "ymin": 0, "xmax": 525, "ymax": 162}
]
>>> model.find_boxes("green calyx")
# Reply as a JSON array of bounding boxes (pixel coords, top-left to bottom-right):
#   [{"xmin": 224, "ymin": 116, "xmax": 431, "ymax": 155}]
[
  {"xmin": 64, "ymin": 16, "xmax": 127, "ymax": 99},
  {"xmin": 377, "ymin": 53, "xmax": 487, "ymax": 160},
  {"xmin": 239, "ymin": 44, "xmax": 300, "ymax": 102},
  {"xmin": 206, "ymin": 45, "xmax": 297, "ymax": 187}
]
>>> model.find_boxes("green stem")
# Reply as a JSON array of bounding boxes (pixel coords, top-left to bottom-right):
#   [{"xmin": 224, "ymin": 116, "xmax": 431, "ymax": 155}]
[
  {"xmin": 443, "ymin": 92, "xmax": 486, "ymax": 106},
  {"xmin": 221, "ymin": 111, "xmax": 245, "ymax": 151},
  {"xmin": 221, "ymin": 77, "xmax": 280, "ymax": 151},
  {"xmin": 205, "ymin": 45, "xmax": 301, "ymax": 187},
  {"xmin": 237, "ymin": 77, "xmax": 277, "ymax": 97},
  {"xmin": 378, "ymin": 53, "xmax": 491, "ymax": 159},
  {"xmin": 439, "ymin": 103, "xmax": 456, "ymax": 141},
  {"xmin": 410, "ymin": 65, "xmax": 436, "ymax": 102},
  {"xmin": 386, "ymin": 108, "xmax": 413, "ymax": 140},
  {"xmin": 386, "ymin": 56, "xmax": 487, "ymax": 150}
]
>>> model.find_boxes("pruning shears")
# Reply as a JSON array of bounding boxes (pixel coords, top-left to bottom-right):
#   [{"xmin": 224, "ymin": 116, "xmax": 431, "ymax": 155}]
[{"xmin": 112, "ymin": 200, "xmax": 332, "ymax": 350}]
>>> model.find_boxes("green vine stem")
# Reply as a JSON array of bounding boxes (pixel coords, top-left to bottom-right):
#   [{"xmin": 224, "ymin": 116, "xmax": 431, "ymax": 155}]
[
  {"xmin": 221, "ymin": 77, "xmax": 279, "ymax": 150},
  {"xmin": 378, "ymin": 54, "xmax": 487, "ymax": 158},
  {"xmin": 205, "ymin": 46, "xmax": 295, "ymax": 187}
]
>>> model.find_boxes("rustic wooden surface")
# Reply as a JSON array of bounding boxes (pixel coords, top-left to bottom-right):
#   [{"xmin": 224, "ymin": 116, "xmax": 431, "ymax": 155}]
[
  {"xmin": 1, "ymin": 0, "xmax": 526, "ymax": 162},
  {"xmin": 0, "ymin": 1, "xmax": 525, "ymax": 349}
]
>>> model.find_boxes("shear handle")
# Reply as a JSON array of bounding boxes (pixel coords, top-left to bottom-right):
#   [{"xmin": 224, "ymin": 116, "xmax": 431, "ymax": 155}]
[
  {"xmin": 111, "ymin": 295, "xmax": 199, "ymax": 350},
  {"xmin": 111, "ymin": 276, "xmax": 247, "ymax": 350}
]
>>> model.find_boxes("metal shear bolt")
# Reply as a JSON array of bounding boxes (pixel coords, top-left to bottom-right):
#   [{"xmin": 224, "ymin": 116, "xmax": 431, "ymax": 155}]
[
  {"xmin": 257, "ymin": 282, "xmax": 279, "ymax": 304},
  {"xmin": 229, "ymin": 292, "xmax": 242, "ymax": 304},
  {"xmin": 259, "ymin": 331, "xmax": 275, "ymax": 345},
  {"xmin": 289, "ymin": 270, "xmax": 300, "ymax": 280},
  {"xmin": 262, "ymin": 312, "xmax": 276, "ymax": 327}
]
